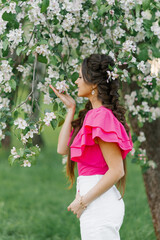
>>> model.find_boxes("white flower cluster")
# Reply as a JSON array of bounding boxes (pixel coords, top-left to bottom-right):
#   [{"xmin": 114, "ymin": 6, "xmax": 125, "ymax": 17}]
[
  {"xmin": 48, "ymin": 66, "xmax": 59, "ymax": 79},
  {"xmin": 137, "ymin": 61, "xmax": 147, "ymax": 74},
  {"xmin": 14, "ymin": 118, "xmax": 28, "ymax": 130},
  {"xmin": 0, "ymin": 60, "xmax": 13, "ymax": 93},
  {"xmin": 5, "ymin": 2, "xmax": 16, "ymax": 14},
  {"xmin": 28, "ymin": 2, "xmax": 46, "ymax": 25},
  {"xmin": 137, "ymin": 132, "xmax": 146, "ymax": 142},
  {"xmin": 62, "ymin": 13, "xmax": 76, "ymax": 31},
  {"xmin": 0, "ymin": 96, "xmax": 10, "ymax": 109},
  {"xmin": 11, "ymin": 147, "xmax": 20, "ymax": 159},
  {"xmin": 21, "ymin": 127, "xmax": 39, "ymax": 144},
  {"xmin": 151, "ymin": 21, "xmax": 160, "ymax": 39},
  {"xmin": 138, "ymin": 148, "xmax": 147, "ymax": 163},
  {"xmin": 122, "ymin": 40, "xmax": 136, "ymax": 53},
  {"xmin": 141, "ymin": 10, "xmax": 152, "ymax": 20},
  {"xmin": 55, "ymin": 80, "xmax": 69, "ymax": 93},
  {"xmin": 22, "ymin": 160, "xmax": 31, "ymax": 167},
  {"xmin": 0, "ymin": 10, "xmax": 7, "ymax": 34},
  {"xmin": 7, "ymin": 29, "xmax": 23, "ymax": 51},
  {"xmin": 0, "ymin": 129, "xmax": 5, "ymax": 140},
  {"xmin": 120, "ymin": 0, "xmax": 136, "ymax": 11},
  {"xmin": 62, "ymin": 155, "xmax": 67, "ymax": 165},
  {"xmin": 43, "ymin": 112, "xmax": 56, "ymax": 126},
  {"xmin": 106, "ymin": 68, "xmax": 119, "ymax": 83},
  {"xmin": 148, "ymin": 160, "xmax": 156, "ymax": 169},
  {"xmin": 113, "ymin": 26, "xmax": 125, "ymax": 40},
  {"xmin": 47, "ymin": 0, "xmax": 61, "ymax": 19},
  {"xmin": 124, "ymin": 91, "xmax": 137, "ymax": 111},
  {"xmin": 16, "ymin": 64, "xmax": 32, "ymax": 84},
  {"xmin": 36, "ymin": 45, "xmax": 50, "ymax": 57}
]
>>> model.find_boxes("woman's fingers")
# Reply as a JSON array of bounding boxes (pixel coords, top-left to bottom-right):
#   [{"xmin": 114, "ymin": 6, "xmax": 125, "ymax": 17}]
[{"xmin": 49, "ymin": 85, "xmax": 60, "ymax": 96}]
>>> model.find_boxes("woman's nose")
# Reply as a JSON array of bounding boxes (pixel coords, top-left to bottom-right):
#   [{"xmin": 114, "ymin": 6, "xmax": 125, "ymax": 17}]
[{"xmin": 75, "ymin": 79, "xmax": 78, "ymax": 84}]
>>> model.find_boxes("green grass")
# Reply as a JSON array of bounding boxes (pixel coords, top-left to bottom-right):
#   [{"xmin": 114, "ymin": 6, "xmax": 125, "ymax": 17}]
[{"xmin": 0, "ymin": 125, "xmax": 156, "ymax": 240}]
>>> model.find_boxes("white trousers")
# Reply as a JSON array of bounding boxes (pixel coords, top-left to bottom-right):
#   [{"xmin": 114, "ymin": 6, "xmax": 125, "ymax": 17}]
[{"xmin": 76, "ymin": 175, "xmax": 125, "ymax": 240}]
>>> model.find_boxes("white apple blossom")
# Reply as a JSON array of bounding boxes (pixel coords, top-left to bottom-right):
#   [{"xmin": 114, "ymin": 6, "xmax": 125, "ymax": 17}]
[
  {"xmin": 62, "ymin": 155, "xmax": 68, "ymax": 164},
  {"xmin": 148, "ymin": 160, "xmax": 156, "ymax": 169},
  {"xmin": 130, "ymin": 148, "xmax": 135, "ymax": 156},
  {"xmin": 82, "ymin": 11, "xmax": 92, "ymax": 23},
  {"xmin": 151, "ymin": 21, "xmax": 160, "ymax": 39},
  {"xmin": 44, "ymin": 93, "xmax": 53, "ymax": 105},
  {"xmin": 138, "ymin": 132, "xmax": 146, "ymax": 142},
  {"xmin": 134, "ymin": 18, "xmax": 143, "ymax": 32},
  {"xmin": 141, "ymin": 10, "xmax": 152, "ymax": 20},
  {"xmin": 0, "ymin": 129, "xmax": 5, "ymax": 140},
  {"xmin": 11, "ymin": 147, "xmax": 20, "ymax": 159},
  {"xmin": 48, "ymin": 67, "xmax": 59, "ymax": 79},
  {"xmin": 155, "ymin": 11, "xmax": 160, "ymax": 19},
  {"xmin": 137, "ymin": 61, "xmax": 146, "ymax": 74},
  {"xmin": 22, "ymin": 160, "xmax": 31, "ymax": 167},
  {"xmin": 36, "ymin": 45, "xmax": 50, "ymax": 57},
  {"xmin": 122, "ymin": 40, "xmax": 136, "ymax": 53},
  {"xmin": 43, "ymin": 112, "xmax": 56, "ymax": 126},
  {"xmin": 107, "ymin": 0, "xmax": 115, "ymax": 5},
  {"xmin": 6, "ymin": 2, "xmax": 16, "ymax": 14},
  {"xmin": 142, "ymin": 101, "xmax": 150, "ymax": 112},
  {"xmin": 7, "ymin": 29, "xmax": 24, "ymax": 49},
  {"xmin": 55, "ymin": 80, "xmax": 69, "ymax": 93},
  {"xmin": 14, "ymin": 118, "xmax": 28, "ymax": 130},
  {"xmin": 0, "ymin": 11, "xmax": 7, "ymax": 34},
  {"xmin": 0, "ymin": 97, "xmax": 10, "ymax": 109}
]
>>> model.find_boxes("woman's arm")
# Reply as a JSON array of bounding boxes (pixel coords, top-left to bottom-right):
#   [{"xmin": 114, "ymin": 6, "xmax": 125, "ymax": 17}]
[
  {"xmin": 57, "ymin": 107, "xmax": 75, "ymax": 155},
  {"xmin": 82, "ymin": 139, "xmax": 124, "ymax": 206},
  {"xmin": 67, "ymin": 139, "xmax": 124, "ymax": 218},
  {"xmin": 49, "ymin": 85, "xmax": 76, "ymax": 155}
]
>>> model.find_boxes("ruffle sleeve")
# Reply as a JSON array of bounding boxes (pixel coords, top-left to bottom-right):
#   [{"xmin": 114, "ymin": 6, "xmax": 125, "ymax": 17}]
[{"xmin": 70, "ymin": 106, "xmax": 133, "ymax": 160}]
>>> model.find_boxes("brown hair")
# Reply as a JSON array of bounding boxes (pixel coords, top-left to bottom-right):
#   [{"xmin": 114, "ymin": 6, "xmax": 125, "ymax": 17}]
[{"xmin": 67, "ymin": 54, "xmax": 131, "ymax": 197}]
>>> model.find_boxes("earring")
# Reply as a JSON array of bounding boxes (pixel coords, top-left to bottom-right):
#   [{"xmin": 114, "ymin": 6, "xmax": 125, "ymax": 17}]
[{"xmin": 91, "ymin": 89, "xmax": 95, "ymax": 95}]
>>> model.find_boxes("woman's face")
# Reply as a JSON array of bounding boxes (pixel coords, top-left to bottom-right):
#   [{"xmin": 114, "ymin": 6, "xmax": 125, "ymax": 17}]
[{"xmin": 75, "ymin": 67, "xmax": 94, "ymax": 98}]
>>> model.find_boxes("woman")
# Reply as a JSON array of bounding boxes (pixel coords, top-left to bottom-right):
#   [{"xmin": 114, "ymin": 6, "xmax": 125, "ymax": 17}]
[{"xmin": 49, "ymin": 54, "xmax": 133, "ymax": 240}]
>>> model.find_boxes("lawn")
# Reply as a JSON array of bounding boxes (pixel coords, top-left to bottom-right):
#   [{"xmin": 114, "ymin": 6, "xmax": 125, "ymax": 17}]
[{"xmin": 0, "ymin": 125, "xmax": 156, "ymax": 240}]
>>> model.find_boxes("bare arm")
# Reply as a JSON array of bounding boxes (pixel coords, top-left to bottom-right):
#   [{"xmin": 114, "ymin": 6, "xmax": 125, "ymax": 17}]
[
  {"xmin": 82, "ymin": 139, "xmax": 124, "ymax": 206},
  {"xmin": 57, "ymin": 107, "xmax": 75, "ymax": 155},
  {"xmin": 49, "ymin": 85, "xmax": 76, "ymax": 155}
]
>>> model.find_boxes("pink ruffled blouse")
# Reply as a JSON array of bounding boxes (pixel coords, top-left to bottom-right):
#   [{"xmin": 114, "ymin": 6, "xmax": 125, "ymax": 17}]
[{"xmin": 67, "ymin": 105, "xmax": 133, "ymax": 176}]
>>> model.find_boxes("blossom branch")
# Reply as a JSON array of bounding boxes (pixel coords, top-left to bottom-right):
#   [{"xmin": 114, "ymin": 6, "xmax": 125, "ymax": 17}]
[{"xmin": 11, "ymin": 54, "xmax": 38, "ymax": 113}]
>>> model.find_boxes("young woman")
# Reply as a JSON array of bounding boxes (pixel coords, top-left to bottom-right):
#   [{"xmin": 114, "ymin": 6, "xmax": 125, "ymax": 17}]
[{"xmin": 50, "ymin": 54, "xmax": 133, "ymax": 240}]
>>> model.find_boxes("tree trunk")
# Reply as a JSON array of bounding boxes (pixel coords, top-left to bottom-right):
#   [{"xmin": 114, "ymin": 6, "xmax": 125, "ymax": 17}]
[{"xmin": 122, "ymin": 82, "xmax": 160, "ymax": 240}]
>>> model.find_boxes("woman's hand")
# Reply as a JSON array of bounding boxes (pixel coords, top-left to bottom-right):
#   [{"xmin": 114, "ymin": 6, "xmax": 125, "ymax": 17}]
[
  {"xmin": 49, "ymin": 84, "xmax": 76, "ymax": 110},
  {"xmin": 67, "ymin": 192, "xmax": 86, "ymax": 218}
]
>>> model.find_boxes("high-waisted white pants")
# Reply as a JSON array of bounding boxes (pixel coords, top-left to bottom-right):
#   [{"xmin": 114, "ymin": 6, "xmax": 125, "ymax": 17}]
[{"xmin": 76, "ymin": 175, "xmax": 125, "ymax": 240}]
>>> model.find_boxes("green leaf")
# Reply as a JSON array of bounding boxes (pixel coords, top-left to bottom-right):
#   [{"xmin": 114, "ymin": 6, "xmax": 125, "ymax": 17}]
[
  {"xmin": 96, "ymin": 0, "xmax": 101, "ymax": 8},
  {"xmin": 2, "ymin": 12, "xmax": 16, "ymax": 22},
  {"xmin": 17, "ymin": 148, "xmax": 25, "ymax": 157},
  {"xmin": 51, "ymin": 119, "xmax": 58, "ymax": 130},
  {"xmin": 71, "ymin": 72, "xmax": 79, "ymax": 81},
  {"xmin": 142, "ymin": 0, "xmax": 151, "ymax": 10},
  {"xmin": 37, "ymin": 55, "xmax": 47, "ymax": 64},
  {"xmin": 151, "ymin": 46, "xmax": 160, "ymax": 58},
  {"xmin": 9, "ymin": 79, "xmax": 17, "ymax": 90},
  {"xmin": 16, "ymin": 46, "xmax": 25, "ymax": 56},
  {"xmin": 8, "ymin": 155, "xmax": 16, "ymax": 166},
  {"xmin": 53, "ymin": 101, "xmax": 58, "ymax": 111},
  {"xmin": 50, "ymin": 55, "xmax": 58, "ymax": 65},
  {"xmin": 3, "ymin": 39, "xmax": 9, "ymax": 51},
  {"xmin": 41, "ymin": 0, "xmax": 49, "ymax": 13},
  {"xmin": 58, "ymin": 116, "xmax": 64, "ymax": 127}
]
